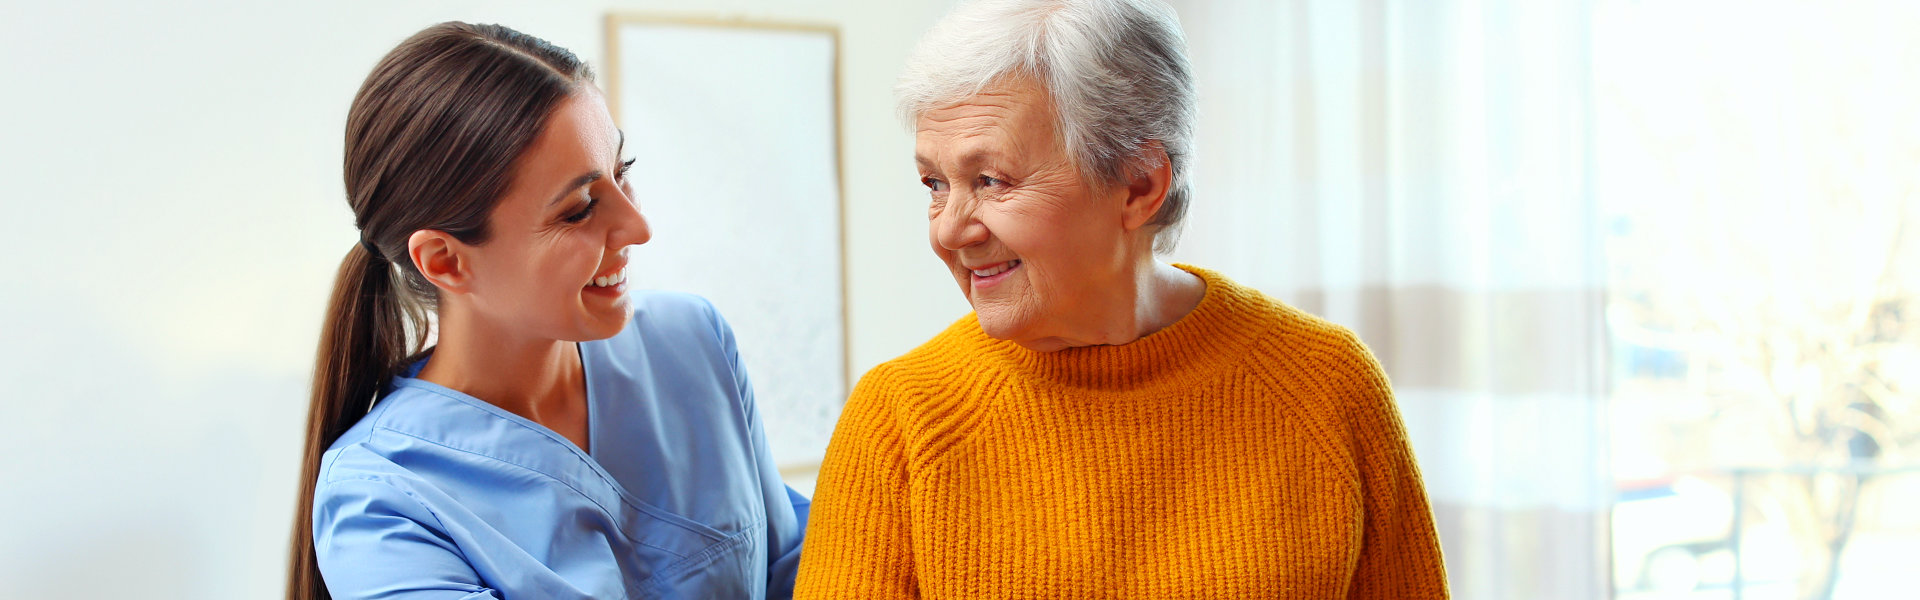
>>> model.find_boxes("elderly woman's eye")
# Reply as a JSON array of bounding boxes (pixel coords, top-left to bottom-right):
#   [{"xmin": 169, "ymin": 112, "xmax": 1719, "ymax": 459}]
[
  {"xmin": 978, "ymin": 175, "xmax": 1006, "ymax": 188},
  {"xmin": 921, "ymin": 176, "xmax": 948, "ymax": 193}
]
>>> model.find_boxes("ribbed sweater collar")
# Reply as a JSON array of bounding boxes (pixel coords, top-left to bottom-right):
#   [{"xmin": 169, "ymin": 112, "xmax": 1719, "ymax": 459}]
[{"xmin": 970, "ymin": 264, "xmax": 1272, "ymax": 391}]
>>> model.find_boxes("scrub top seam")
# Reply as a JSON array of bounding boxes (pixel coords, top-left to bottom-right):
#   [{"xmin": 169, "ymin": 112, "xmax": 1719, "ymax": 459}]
[
  {"xmin": 320, "ymin": 474, "xmax": 479, "ymax": 568},
  {"xmin": 648, "ymin": 519, "xmax": 765, "ymax": 596},
  {"xmin": 397, "ymin": 383, "xmax": 589, "ymax": 460},
  {"xmin": 393, "ymin": 382, "xmax": 731, "ymax": 544},
  {"xmin": 370, "ymin": 425, "xmax": 696, "ymax": 559},
  {"xmin": 320, "ymin": 396, "xmax": 395, "ymax": 484}
]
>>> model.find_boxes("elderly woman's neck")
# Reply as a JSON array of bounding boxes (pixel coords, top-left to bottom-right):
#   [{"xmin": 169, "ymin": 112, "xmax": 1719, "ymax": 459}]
[
  {"xmin": 1023, "ymin": 260, "xmax": 1204, "ymax": 352},
  {"xmin": 1131, "ymin": 260, "xmax": 1207, "ymax": 341}
]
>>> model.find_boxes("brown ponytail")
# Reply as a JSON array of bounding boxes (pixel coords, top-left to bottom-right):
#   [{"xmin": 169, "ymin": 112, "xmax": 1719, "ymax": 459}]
[
  {"xmin": 287, "ymin": 243, "xmax": 421, "ymax": 599},
  {"xmin": 287, "ymin": 22, "xmax": 593, "ymax": 600}
]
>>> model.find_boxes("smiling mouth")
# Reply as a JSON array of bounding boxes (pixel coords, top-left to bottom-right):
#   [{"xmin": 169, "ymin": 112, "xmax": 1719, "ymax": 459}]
[
  {"xmin": 969, "ymin": 259, "xmax": 1021, "ymax": 278},
  {"xmin": 587, "ymin": 267, "xmax": 627, "ymax": 288}
]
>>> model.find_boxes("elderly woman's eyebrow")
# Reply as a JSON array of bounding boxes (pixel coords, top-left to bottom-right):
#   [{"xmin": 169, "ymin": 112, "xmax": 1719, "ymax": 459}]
[{"xmin": 917, "ymin": 149, "xmax": 1002, "ymax": 172}]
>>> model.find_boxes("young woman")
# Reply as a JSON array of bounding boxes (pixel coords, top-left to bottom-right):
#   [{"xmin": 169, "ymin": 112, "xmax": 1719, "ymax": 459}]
[{"xmin": 287, "ymin": 22, "xmax": 806, "ymax": 599}]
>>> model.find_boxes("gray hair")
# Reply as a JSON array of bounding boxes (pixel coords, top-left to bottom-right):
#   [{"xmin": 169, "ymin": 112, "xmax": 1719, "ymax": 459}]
[{"xmin": 897, "ymin": 0, "xmax": 1196, "ymax": 254}]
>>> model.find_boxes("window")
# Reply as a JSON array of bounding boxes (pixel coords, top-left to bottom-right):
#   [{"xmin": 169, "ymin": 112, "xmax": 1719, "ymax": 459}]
[{"xmin": 1598, "ymin": 2, "xmax": 1920, "ymax": 598}]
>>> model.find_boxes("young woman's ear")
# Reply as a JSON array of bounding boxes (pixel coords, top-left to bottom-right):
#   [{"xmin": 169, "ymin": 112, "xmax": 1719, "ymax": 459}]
[{"xmin": 407, "ymin": 229, "xmax": 472, "ymax": 294}]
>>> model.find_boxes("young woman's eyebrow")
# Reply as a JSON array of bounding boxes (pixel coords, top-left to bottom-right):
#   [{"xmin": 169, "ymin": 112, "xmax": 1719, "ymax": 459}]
[
  {"xmin": 547, "ymin": 172, "xmax": 603, "ymax": 206},
  {"xmin": 547, "ymin": 130, "xmax": 628, "ymax": 207}
]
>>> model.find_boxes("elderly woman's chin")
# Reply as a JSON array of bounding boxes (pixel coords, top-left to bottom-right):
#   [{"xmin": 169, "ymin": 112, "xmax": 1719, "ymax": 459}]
[
  {"xmin": 978, "ymin": 308, "xmax": 1087, "ymax": 353},
  {"xmin": 965, "ymin": 294, "xmax": 1039, "ymax": 344}
]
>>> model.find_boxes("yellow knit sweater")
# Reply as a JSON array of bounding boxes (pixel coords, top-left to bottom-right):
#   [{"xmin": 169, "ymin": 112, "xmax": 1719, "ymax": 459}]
[{"xmin": 795, "ymin": 265, "xmax": 1448, "ymax": 599}]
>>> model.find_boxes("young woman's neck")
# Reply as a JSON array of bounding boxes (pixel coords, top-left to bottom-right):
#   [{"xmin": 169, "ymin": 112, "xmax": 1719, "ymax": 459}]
[{"xmin": 416, "ymin": 305, "xmax": 586, "ymax": 431}]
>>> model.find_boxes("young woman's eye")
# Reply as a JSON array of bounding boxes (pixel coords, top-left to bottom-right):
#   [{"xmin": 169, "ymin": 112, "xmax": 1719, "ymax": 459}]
[
  {"xmin": 921, "ymin": 176, "xmax": 948, "ymax": 193},
  {"xmin": 615, "ymin": 157, "xmax": 636, "ymax": 182},
  {"xmin": 564, "ymin": 198, "xmax": 599, "ymax": 223}
]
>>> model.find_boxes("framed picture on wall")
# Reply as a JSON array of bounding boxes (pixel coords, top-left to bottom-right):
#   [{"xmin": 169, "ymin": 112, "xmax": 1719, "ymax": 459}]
[{"xmin": 603, "ymin": 14, "xmax": 846, "ymax": 484}]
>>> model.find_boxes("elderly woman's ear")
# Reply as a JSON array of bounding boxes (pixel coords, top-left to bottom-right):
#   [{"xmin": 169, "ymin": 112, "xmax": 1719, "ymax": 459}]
[{"xmin": 1120, "ymin": 140, "xmax": 1175, "ymax": 232}]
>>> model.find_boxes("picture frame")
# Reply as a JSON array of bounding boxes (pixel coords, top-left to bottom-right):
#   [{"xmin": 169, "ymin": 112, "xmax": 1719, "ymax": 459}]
[{"xmin": 604, "ymin": 14, "xmax": 848, "ymax": 481}]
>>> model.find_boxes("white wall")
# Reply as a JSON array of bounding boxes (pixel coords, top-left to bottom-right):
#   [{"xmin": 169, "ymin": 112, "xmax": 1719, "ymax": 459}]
[{"xmin": 0, "ymin": 1, "xmax": 964, "ymax": 597}]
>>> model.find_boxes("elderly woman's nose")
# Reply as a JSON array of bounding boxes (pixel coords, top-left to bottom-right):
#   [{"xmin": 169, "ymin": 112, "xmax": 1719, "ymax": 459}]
[{"xmin": 933, "ymin": 196, "xmax": 988, "ymax": 250}]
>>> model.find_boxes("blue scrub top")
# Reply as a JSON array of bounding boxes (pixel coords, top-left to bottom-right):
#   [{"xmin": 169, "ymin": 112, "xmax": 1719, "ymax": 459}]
[{"xmin": 313, "ymin": 291, "xmax": 808, "ymax": 599}]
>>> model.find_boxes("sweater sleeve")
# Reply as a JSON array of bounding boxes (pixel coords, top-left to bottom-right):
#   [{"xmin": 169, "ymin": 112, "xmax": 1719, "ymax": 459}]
[
  {"xmin": 793, "ymin": 366, "xmax": 919, "ymax": 599},
  {"xmin": 1340, "ymin": 345, "xmax": 1451, "ymax": 599}
]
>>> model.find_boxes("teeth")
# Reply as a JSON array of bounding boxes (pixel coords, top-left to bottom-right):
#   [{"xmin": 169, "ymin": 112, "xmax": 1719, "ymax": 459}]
[
  {"xmin": 971, "ymin": 260, "xmax": 1019, "ymax": 278},
  {"xmin": 591, "ymin": 268, "xmax": 626, "ymax": 288}
]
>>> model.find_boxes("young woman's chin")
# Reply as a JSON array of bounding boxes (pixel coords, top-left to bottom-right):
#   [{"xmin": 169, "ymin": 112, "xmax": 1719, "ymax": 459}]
[{"xmin": 573, "ymin": 290, "xmax": 632, "ymax": 340}]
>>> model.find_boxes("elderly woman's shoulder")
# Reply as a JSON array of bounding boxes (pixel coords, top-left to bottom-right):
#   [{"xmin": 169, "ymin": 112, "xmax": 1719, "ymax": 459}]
[
  {"xmin": 853, "ymin": 313, "xmax": 991, "ymax": 386},
  {"xmin": 1264, "ymin": 301, "xmax": 1378, "ymax": 364},
  {"xmin": 1203, "ymin": 272, "xmax": 1387, "ymax": 384},
  {"xmin": 1213, "ymin": 288, "xmax": 1404, "ymax": 442}
]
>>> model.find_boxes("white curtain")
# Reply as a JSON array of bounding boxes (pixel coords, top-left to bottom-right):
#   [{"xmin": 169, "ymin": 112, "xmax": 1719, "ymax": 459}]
[{"xmin": 1166, "ymin": 1, "xmax": 1611, "ymax": 598}]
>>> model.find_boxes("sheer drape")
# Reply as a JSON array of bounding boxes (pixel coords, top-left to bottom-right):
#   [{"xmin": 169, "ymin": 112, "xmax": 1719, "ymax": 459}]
[{"xmin": 1166, "ymin": 1, "xmax": 1611, "ymax": 597}]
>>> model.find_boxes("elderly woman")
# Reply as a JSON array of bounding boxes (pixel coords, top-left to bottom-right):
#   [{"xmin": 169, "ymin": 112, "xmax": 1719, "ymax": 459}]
[{"xmin": 794, "ymin": 0, "xmax": 1447, "ymax": 598}]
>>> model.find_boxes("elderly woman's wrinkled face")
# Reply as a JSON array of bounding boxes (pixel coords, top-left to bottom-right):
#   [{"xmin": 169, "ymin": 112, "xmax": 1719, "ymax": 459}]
[{"xmin": 915, "ymin": 77, "xmax": 1137, "ymax": 347}]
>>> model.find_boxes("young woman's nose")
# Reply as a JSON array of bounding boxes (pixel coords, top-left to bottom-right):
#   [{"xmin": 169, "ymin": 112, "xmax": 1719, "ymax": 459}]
[{"xmin": 609, "ymin": 184, "xmax": 652, "ymax": 247}]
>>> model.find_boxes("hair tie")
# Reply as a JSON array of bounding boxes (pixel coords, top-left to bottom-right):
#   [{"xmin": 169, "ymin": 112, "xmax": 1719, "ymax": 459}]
[{"xmin": 359, "ymin": 236, "xmax": 382, "ymax": 258}]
